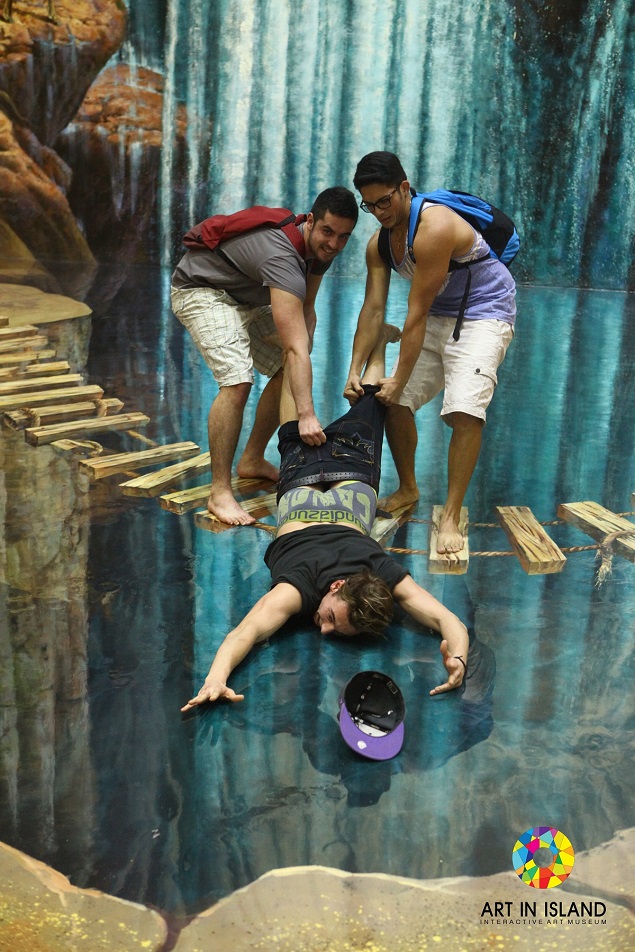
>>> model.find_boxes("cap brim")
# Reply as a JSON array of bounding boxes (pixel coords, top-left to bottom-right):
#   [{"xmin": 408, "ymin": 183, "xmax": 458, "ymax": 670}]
[{"xmin": 338, "ymin": 704, "xmax": 404, "ymax": 761}]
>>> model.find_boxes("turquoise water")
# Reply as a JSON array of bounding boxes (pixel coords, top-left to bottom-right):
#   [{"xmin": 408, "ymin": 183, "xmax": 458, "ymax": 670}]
[{"xmin": 1, "ymin": 270, "xmax": 633, "ymax": 915}]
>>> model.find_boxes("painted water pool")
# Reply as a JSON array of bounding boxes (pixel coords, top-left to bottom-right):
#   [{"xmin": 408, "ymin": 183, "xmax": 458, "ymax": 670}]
[{"xmin": 1, "ymin": 270, "xmax": 633, "ymax": 916}]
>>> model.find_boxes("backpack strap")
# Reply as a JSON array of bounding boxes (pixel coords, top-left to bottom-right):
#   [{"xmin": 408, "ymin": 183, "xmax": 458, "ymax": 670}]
[
  {"xmin": 446, "ymin": 254, "xmax": 493, "ymax": 341},
  {"xmin": 377, "ymin": 193, "xmax": 432, "ymax": 270},
  {"xmin": 212, "ymin": 212, "xmax": 308, "ymax": 272},
  {"xmin": 407, "ymin": 191, "xmax": 426, "ymax": 258},
  {"xmin": 410, "ymin": 190, "xmax": 496, "ymax": 340},
  {"xmin": 452, "ymin": 267, "xmax": 473, "ymax": 342},
  {"xmin": 279, "ymin": 214, "xmax": 307, "ymax": 258}
]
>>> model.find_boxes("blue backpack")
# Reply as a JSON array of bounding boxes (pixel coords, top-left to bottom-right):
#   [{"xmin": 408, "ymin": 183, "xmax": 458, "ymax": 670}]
[{"xmin": 378, "ymin": 188, "xmax": 520, "ymax": 339}]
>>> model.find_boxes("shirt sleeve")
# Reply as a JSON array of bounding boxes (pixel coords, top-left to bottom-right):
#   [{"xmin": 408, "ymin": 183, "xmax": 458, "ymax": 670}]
[{"xmin": 255, "ymin": 253, "xmax": 308, "ymax": 301}]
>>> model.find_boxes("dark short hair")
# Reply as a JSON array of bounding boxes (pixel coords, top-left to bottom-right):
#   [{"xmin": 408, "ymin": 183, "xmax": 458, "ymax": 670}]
[
  {"xmin": 338, "ymin": 571, "xmax": 394, "ymax": 636},
  {"xmin": 353, "ymin": 151, "xmax": 407, "ymax": 191},
  {"xmin": 311, "ymin": 186, "xmax": 359, "ymax": 225}
]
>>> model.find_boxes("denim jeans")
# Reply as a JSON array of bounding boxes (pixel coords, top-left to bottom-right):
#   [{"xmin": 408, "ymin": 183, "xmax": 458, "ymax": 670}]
[{"xmin": 277, "ymin": 386, "xmax": 386, "ymax": 500}]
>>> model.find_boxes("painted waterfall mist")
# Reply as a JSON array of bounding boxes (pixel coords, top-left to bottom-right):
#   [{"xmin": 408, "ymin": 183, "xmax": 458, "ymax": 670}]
[{"xmin": 119, "ymin": 0, "xmax": 635, "ymax": 288}]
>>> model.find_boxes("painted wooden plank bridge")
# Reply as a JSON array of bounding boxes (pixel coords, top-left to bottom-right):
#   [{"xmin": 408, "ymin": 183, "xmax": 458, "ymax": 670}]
[{"xmin": 1, "ymin": 315, "xmax": 634, "ymax": 576}]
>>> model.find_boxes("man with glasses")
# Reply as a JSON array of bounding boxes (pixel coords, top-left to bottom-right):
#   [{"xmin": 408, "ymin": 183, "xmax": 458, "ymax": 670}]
[
  {"xmin": 344, "ymin": 152, "xmax": 516, "ymax": 559},
  {"xmin": 172, "ymin": 187, "xmax": 358, "ymax": 526}
]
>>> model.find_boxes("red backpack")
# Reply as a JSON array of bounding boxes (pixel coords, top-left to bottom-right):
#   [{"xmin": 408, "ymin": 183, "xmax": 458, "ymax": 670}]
[{"xmin": 183, "ymin": 206, "xmax": 307, "ymax": 257}]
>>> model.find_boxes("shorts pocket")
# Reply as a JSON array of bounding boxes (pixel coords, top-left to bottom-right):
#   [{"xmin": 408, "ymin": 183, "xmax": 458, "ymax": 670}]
[
  {"xmin": 330, "ymin": 420, "xmax": 375, "ymax": 465},
  {"xmin": 279, "ymin": 443, "xmax": 307, "ymax": 484}
]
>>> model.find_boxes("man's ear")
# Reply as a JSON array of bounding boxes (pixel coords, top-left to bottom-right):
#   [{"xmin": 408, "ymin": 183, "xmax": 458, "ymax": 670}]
[
  {"xmin": 305, "ymin": 211, "xmax": 314, "ymax": 229},
  {"xmin": 400, "ymin": 179, "xmax": 411, "ymax": 196},
  {"xmin": 330, "ymin": 579, "xmax": 346, "ymax": 593}
]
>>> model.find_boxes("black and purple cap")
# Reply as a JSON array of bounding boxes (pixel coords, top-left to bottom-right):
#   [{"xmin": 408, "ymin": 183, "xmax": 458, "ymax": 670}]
[{"xmin": 338, "ymin": 670, "xmax": 405, "ymax": 761}]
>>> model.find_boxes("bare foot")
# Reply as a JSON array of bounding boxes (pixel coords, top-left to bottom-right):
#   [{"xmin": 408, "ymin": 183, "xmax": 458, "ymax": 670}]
[
  {"xmin": 382, "ymin": 323, "xmax": 401, "ymax": 344},
  {"xmin": 436, "ymin": 512, "xmax": 464, "ymax": 555},
  {"xmin": 236, "ymin": 457, "xmax": 279, "ymax": 483},
  {"xmin": 379, "ymin": 486, "xmax": 419, "ymax": 513},
  {"xmin": 207, "ymin": 487, "xmax": 255, "ymax": 526}
]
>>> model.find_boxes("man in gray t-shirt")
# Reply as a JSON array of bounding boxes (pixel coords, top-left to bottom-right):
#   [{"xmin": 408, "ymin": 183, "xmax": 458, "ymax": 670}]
[{"xmin": 171, "ymin": 187, "xmax": 358, "ymax": 526}]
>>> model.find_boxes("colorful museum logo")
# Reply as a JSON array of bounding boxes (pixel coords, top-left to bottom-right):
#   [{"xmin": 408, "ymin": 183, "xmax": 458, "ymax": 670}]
[{"xmin": 512, "ymin": 826, "xmax": 575, "ymax": 888}]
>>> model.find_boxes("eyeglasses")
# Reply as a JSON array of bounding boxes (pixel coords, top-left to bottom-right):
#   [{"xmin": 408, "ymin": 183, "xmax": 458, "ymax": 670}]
[{"xmin": 359, "ymin": 188, "xmax": 398, "ymax": 214}]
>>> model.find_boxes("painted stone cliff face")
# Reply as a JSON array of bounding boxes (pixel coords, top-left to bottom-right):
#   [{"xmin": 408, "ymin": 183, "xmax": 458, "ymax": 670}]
[
  {"xmin": 0, "ymin": 1, "xmax": 131, "ymax": 301},
  {"xmin": 0, "ymin": 109, "xmax": 96, "ymax": 299},
  {"xmin": 55, "ymin": 63, "xmax": 187, "ymax": 310},
  {"xmin": 0, "ymin": 0, "xmax": 127, "ymax": 144}
]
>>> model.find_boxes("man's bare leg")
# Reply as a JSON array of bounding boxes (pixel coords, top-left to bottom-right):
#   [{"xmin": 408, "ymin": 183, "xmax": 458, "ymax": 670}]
[
  {"xmin": 380, "ymin": 404, "xmax": 420, "ymax": 511},
  {"xmin": 361, "ymin": 322, "xmax": 400, "ymax": 386},
  {"xmin": 207, "ymin": 382, "xmax": 256, "ymax": 525},
  {"xmin": 280, "ymin": 323, "xmax": 400, "ymax": 425},
  {"xmin": 436, "ymin": 411, "xmax": 483, "ymax": 554},
  {"xmin": 236, "ymin": 369, "xmax": 281, "ymax": 483}
]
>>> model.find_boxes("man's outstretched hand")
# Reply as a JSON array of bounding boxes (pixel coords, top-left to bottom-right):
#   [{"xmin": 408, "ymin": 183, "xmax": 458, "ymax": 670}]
[
  {"xmin": 181, "ymin": 680, "xmax": 245, "ymax": 712},
  {"xmin": 429, "ymin": 639, "xmax": 466, "ymax": 695}
]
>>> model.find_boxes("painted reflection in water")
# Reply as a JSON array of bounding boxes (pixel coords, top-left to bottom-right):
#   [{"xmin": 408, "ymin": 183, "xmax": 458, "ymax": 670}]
[{"xmin": 0, "ymin": 270, "xmax": 634, "ymax": 915}]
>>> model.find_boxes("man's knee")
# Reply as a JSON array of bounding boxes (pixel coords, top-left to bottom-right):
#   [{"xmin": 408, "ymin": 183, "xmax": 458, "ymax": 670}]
[
  {"xmin": 387, "ymin": 403, "xmax": 415, "ymax": 428},
  {"xmin": 388, "ymin": 402, "xmax": 414, "ymax": 416},
  {"xmin": 219, "ymin": 382, "xmax": 252, "ymax": 408},
  {"xmin": 443, "ymin": 411, "xmax": 484, "ymax": 432}
]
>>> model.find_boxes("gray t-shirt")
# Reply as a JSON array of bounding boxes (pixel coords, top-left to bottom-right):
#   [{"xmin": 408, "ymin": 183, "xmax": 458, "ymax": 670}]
[{"xmin": 171, "ymin": 224, "xmax": 329, "ymax": 306}]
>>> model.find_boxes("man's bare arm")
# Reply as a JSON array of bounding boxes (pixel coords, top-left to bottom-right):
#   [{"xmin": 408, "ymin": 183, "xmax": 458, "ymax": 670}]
[
  {"xmin": 303, "ymin": 271, "xmax": 323, "ymax": 351},
  {"xmin": 392, "ymin": 574, "xmax": 469, "ymax": 695},
  {"xmin": 180, "ymin": 583, "xmax": 303, "ymax": 711},
  {"xmin": 376, "ymin": 206, "xmax": 467, "ymax": 405},
  {"xmin": 270, "ymin": 286, "xmax": 325, "ymax": 445},
  {"xmin": 344, "ymin": 233, "xmax": 391, "ymax": 402}
]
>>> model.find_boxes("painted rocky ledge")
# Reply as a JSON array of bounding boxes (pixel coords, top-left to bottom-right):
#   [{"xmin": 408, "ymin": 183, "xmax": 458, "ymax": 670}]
[
  {"xmin": 0, "ymin": 283, "xmax": 91, "ymax": 371},
  {"xmin": 0, "ymin": 0, "xmax": 126, "ymax": 145},
  {"xmin": 55, "ymin": 63, "xmax": 188, "ymax": 309},
  {"xmin": 0, "ymin": 0, "xmax": 126, "ymax": 301},
  {"xmin": 1, "ymin": 830, "xmax": 634, "ymax": 951}
]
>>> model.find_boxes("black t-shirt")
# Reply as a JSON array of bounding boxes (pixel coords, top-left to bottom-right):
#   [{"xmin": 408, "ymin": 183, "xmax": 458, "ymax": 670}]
[{"xmin": 264, "ymin": 525, "xmax": 409, "ymax": 615}]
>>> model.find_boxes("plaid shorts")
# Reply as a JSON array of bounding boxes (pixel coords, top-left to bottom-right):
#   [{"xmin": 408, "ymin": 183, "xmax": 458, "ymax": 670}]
[
  {"xmin": 170, "ymin": 285, "xmax": 283, "ymax": 386},
  {"xmin": 395, "ymin": 316, "xmax": 514, "ymax": 422}
]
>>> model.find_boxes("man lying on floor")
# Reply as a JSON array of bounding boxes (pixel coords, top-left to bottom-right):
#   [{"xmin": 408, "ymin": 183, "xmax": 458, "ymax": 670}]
[{"xmin": 181, "ymin": 325, "xmax": 468, "ymax": 711}]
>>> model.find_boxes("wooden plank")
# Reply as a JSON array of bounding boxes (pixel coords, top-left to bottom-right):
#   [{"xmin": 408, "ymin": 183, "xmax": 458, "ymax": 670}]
[
  {"xmin": 370, "ymin": 503, "xmax": 416, "ymax": 546},
  {"xmin": 0, "ymin": 349, "xmax": 56, "ymax": 366},
  {"xmin": 496, "ymin": 505, "xmax": 567, "ymax": 574},
  {"xmin": 0, "ymin": 324, "xmax": 38, "ymax": 340},
  {"xmin": 3, "ymin": 398, "xmax": 123, "ymax": 431},
  {"xmin": 558, "ymin": 501, "xmax": 635, "ymax": 564},
  {"xmin": 194, "ymin": 492, "xmax": 278, "ymax": 533},
  {"xmin": 0, "ymin": 359, "xmax": 70, "ymax": 380},
  {"xmin": 0, "ymin": 384, "xmax": 103, "ymax": 413},
  {"xmin": 429, "ymin": 505, "xmax": 469, "ymax": 574},
  {"xmin": 0, "ymin": 335, "xmax": 49, "ymax": 354},
  {"xmin": 50, "ymin": 439, "xmax": 104, "ymax": 458},
  {"xmin": 120, "ymin": 452, "xmax": 210, "ymax": 497},
  {"xmin": 159, "ymin": 476, "xmax": 275, "ymax": 514},
  {"xmin": 0, "ymin": 373, "xmax": 83, "ymax": 395},
  {"xmin": 23, "ymin": 360, "xmax": 70, "ymax": 376},
  {"xmin": 78, "ymin": 441, "xmax": 201, "ymax": 480},
  {"xmin": 25, "ymin": 412, "xmax": 151, "ymax": 446}
]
